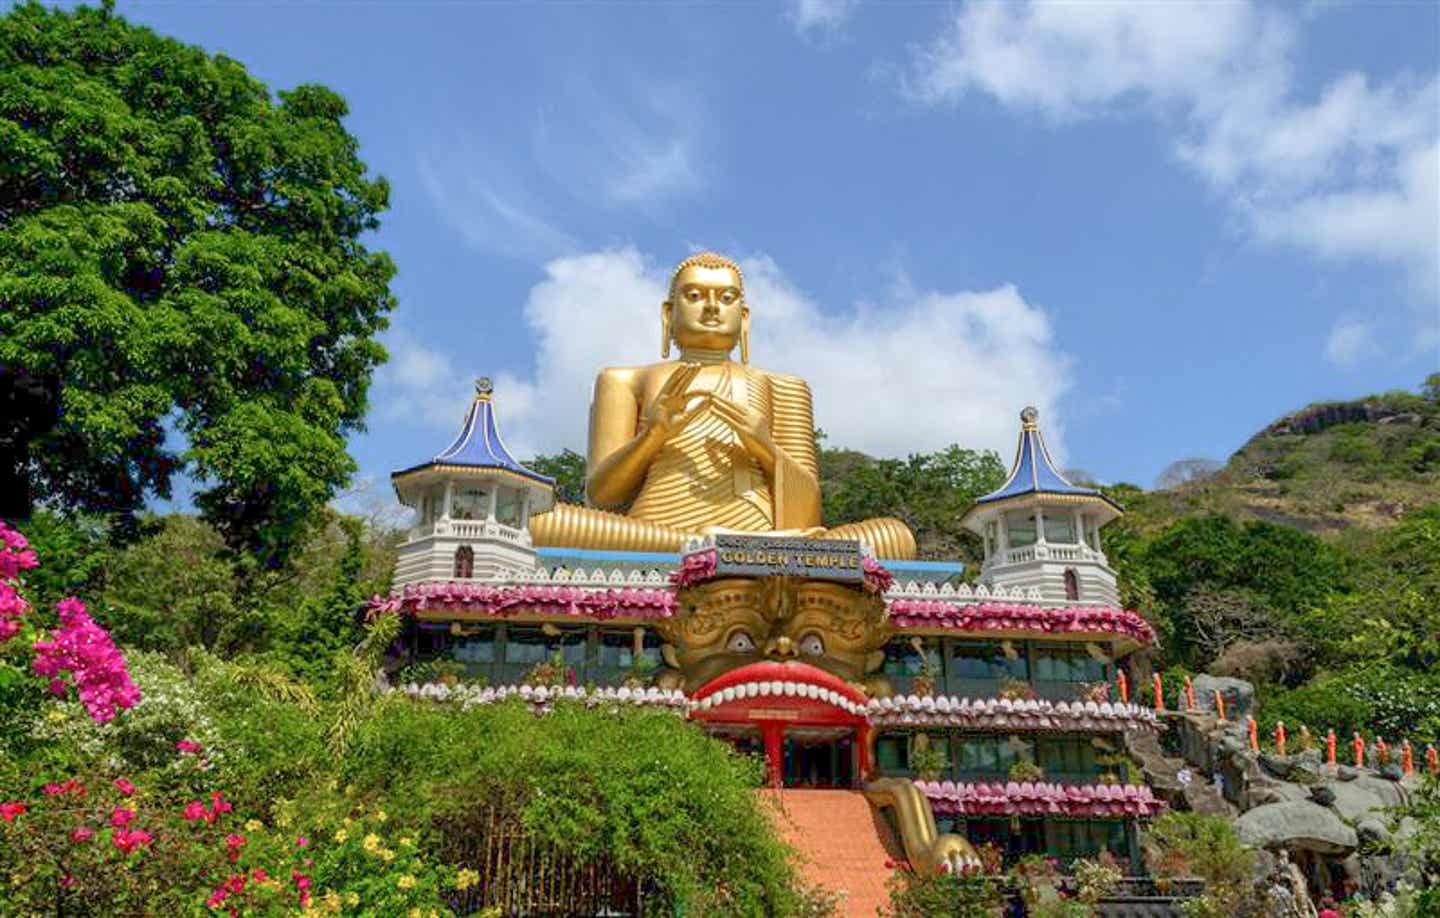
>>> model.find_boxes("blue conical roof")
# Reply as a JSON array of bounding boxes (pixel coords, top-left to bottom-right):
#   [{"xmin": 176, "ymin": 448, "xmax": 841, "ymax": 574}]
[
  {"xmin": 974, "ymin": 407, "xmax": 1119, "ymax": 509},
  {"xmin": 393, "ymin": 378, "xmax": 554, "ymax": 485}
]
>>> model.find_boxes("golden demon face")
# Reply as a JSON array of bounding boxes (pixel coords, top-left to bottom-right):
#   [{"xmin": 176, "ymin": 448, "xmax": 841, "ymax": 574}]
[{"xmin": 659, "ymin": 577, "xmax": 889, "ymax": 694}]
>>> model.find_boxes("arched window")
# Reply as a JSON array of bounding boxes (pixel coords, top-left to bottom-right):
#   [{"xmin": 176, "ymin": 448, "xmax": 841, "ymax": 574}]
[
  {"xmin": 1063, "ymin": 568, "xmax": 1080, "ymax": 602},
  {"xmin": 453, "ymin": 545, "xmax": 474, "ymax": 579}
]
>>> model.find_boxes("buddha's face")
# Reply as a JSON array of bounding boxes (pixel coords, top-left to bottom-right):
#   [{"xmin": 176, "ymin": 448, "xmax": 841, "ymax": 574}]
[{"xmin": 666, "ymin": 264, "xmax": 746, "ymax": 352}]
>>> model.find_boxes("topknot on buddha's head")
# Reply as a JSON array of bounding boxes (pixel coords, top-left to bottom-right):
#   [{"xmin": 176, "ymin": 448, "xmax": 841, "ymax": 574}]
[{"xmin": 669, "ymin": 252, "xmax": 743, "ymax": 296}]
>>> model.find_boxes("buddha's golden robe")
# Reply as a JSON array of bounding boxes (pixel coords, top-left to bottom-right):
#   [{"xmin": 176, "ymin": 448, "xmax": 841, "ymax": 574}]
[{"xmin": 530, "ymin": 362, "xmax": 916, "ymax": 558}]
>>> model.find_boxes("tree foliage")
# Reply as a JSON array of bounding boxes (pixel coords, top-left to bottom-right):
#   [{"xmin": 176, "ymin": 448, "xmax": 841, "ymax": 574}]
[
  {"xmin": 0, "ymin": 2, "xmax": 395, "ymax": 567},
  {"xmin": 819, "ymin": 443, "xmax": 1006, "ymax": 561}
]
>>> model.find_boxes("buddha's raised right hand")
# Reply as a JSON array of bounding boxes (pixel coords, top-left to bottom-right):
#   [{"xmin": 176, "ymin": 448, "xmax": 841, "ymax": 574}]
[{"xmin": 642, "ymin": 362, "xmax": 707, "ymax": 440}]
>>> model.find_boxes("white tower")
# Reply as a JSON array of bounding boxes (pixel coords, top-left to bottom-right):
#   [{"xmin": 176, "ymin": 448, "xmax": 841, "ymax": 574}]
[
  {"xmin": 389, "ymin": 378, "xmax": 555, "ymax": 586},
  {"xmin": 960, "ymin": 407, "xmax": 1122, "ymax": 605}
]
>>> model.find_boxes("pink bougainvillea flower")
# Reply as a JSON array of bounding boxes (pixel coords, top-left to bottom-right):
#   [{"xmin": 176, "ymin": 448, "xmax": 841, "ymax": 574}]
[
  {"xmin": 205, "ymin": 889, "xmax": 228, "ymax": 909},
  {"xmin": 210, "ymin": 792, "xmax": 232, "ymax": 815},
  {"xmin": 182, "ymin": 800, "xmax": 207, "ymax": 822},
  {"xmin": 113, "ymin": 778, "xmax": 137, "ymax": 796},
  {"xmin": 252, "ymin": 868, "xmax": 269, "ymax": 883},
  {"xmin": 176, "ymin": 738, "xmax": 203, "ymax": 755},
  {"xmin": 0, "ymin": 801, "xmax": 26, "ymax": 822},
  {"xmin": 292, "ymin": 871, "xmax": 312, "ymax": 891},
  {"xmin": 32, "ymin": 597, "xmax": 141, "ymax": 722},
  {"xmin": 112, "ymin": 828, "xmax": 152, "ymax": 854},
  {"xmin": 70, "ymin": 826, "xmax": 95, "ymax": 843},
  {"xmin": 225, "ymin": 833, "xmax": 246, "ymax": 861},
  {"xmin": 111, "ymin": 806, "xmax": 136, "ymax": 828},
  {"xmin": 295, "ymin": 836, "xmax": 309, "ymax": 847},
  {"xmin": 224, "ymin": 873, "xmax": 247, "ymax": 895}
]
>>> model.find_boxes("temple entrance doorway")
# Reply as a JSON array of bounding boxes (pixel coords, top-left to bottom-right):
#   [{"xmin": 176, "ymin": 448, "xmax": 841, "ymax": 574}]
[{"xmin": 782, "ymin": 727, "xmax": 855, "ymax": 788}]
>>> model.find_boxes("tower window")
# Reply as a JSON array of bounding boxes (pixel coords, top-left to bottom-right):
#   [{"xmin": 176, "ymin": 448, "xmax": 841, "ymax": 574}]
[
  {"xmin": 453, "ymin": 545, "xmax": 474, "ymax": 579},
  {"xmin": 1064, "ymin": 568, "xmax": 1080, "ymax": 601}
]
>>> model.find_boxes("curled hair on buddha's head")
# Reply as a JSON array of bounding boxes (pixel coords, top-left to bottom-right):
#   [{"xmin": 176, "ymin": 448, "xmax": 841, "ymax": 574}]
[{"xmin": 668, "ymin": 251, "xmax": 744, "ymax": 296}]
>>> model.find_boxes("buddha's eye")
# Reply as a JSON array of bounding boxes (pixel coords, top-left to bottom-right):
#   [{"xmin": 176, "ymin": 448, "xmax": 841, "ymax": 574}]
[
  {"xmin": 685, "ymin": 287, "xmax": 703, "ymax": 302},
  {"xmin": 720, "ymin": 288, "xmax": 737, "ymax": 305},
  {"xmin": 726, "ymin": 631, "xmax": 756, "ymax": 653},
  {"xmin": 799, "ymin": 633, "xmax": 825, "ymax": 657}
]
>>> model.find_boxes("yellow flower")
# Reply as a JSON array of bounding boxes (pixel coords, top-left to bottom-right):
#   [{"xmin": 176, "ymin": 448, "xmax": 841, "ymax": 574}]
[
  {"xmin": 362, "ymin": 833, "xmax": 382, "ymax": 853},
  {"xmin": 455, "ymin": 868, "xmax": 480, "ymax": 891},
  {"xmin": 333, "ymin": 828, "xmax": 349, "ymax": 844},
  {"xmin": 343, "ymin": 816, "xmax": 355, "ymax": 827},
  {"xmin": 375, "ymin": 810, "xmax": 388, "ymax": 823},
  {"xmin": 275, "ymin": 810, "xmax": 293, "ymax": 828},
  {"xmin": 409, "ymin": 910, "xmax": 423, "ymax": 918},
  {"xmin": 344, "ymin": 892, "xmax": 360, "ymax": 907},
  {"xmin": 397, "ymin": 874, "xmax": 416, "ymax": 891},
  {"xmin": 46, "ymin": 709, "xmax": 66, "ymax": 722},
  {"xmin": 380, "ymin": 848, "xmax": 396, "ymax": 863},
  {"xmin": 244, "ymin": 819, "xmax": 263, "ymax": 832},
  {"xmin": 323, "ymin": 892, "xmax": 343, "ymax": 914},
  {"xmin": 399, "ymin": 835, "xmax": 414, "ymax": 848}
]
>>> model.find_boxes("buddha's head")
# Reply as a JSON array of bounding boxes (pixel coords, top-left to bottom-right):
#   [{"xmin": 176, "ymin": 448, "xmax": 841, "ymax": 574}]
[{"xmin": 662, "ymin": 252, "xmax": 749, "ymax": 361}]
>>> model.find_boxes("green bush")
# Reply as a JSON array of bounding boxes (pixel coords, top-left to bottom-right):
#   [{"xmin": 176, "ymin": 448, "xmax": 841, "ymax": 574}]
[{"xmin": 342, "ymin": 696, "xmax": 803, "ymax": 914}]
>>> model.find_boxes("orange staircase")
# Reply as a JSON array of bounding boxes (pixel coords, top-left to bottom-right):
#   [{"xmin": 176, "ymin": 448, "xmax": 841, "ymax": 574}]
[{"xmin": 763, "ymin": 788, "xmax": 903, "ymax": 918}]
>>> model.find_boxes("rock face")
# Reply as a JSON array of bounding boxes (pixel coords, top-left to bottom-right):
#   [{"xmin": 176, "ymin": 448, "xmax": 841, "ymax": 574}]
[
  {"xmin": 1236, "ymin": 800, "xmax": 1357, "ymax": 854},
  {"xmin": 1192, "ymin": 675, "xmax": 1255, "ymax": 723}
]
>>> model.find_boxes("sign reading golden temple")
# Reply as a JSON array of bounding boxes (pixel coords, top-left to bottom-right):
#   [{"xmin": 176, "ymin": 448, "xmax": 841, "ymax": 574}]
[{"xmin": 712, "ymin": 534, "xmax": 863, "ymax": 582}]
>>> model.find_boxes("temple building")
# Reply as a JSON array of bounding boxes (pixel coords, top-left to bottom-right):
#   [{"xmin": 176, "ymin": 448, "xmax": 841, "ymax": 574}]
[{"xmin": 377, "ymin": 252, "xmax": 1162, "ymax": 888}]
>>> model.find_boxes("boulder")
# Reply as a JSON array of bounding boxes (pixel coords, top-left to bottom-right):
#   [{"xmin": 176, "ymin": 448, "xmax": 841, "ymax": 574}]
[
  {"xmin": 1309, "ymin": 785, "xmax": 1336, "ymax": 807},
  {"xmin": 1236, "ymin": 800, "xmax": 1358, "ymax": 855},
  {"xmin": 1194, "ymin": 674, "xmax": 1256, "ymax": 723}
]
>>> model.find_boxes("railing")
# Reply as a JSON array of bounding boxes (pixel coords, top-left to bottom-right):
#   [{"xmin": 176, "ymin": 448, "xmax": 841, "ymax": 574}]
[
  {"xmin": 431, "ymin": 800, "xmax": 657, "ymax": 916},
  {"xmin": 404, "ymin": 519, "xmax": 530, "ymax": 545}
]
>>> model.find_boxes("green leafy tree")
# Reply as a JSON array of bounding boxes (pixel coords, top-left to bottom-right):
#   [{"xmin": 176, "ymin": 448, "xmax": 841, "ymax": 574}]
[
  {"xmin": 528, "ymin": 448, "xmax": 586, "ymax": 503},
  {"xmin": 820, "ymin": 444, "xmax": 1006, "ymax": 561},
  {"xmin": 0, "ymin": 2, "xmax": 395, "ymax": 568}
]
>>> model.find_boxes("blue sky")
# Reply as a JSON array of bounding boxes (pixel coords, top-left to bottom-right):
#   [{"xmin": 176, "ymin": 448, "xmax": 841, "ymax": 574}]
[{"xmin": 81, "ymin": 1, "xmax": 1440, "ymax": 507}]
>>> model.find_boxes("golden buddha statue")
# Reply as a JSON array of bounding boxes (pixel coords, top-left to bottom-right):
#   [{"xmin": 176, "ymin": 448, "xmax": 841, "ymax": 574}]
[{"xmin": 530, "ymin": 252, "xmax": 916, "ymax": 559}]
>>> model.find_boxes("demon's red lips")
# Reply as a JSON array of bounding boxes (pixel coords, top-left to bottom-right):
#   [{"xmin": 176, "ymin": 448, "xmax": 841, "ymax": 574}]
[{"xmin": 690, "ymin": 660, "xmax": 868, "ymax": 716}]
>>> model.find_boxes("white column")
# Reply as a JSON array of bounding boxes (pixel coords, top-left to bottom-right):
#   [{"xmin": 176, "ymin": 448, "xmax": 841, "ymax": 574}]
[
  {"xmin": 998, "ymin": 514, "xmax": 1010, "ymax": 555},
  {"xmin": 442, "ymin": 482, "xmax": 453, "ymax": 520},
  {"xmin": 1072, "ymin": 509, "xmax": 1083, "ymax": 547},
  {"xmin": 486, "ymin": 487, "xmax": 498, "ymax": 522},
  {"xmin": 1034, "ymin": 507, "xmax": 1047, "ymax": 544},
  {"xmin": 519, "ymin": 490, "xmax": 531, "ymax": 532}
]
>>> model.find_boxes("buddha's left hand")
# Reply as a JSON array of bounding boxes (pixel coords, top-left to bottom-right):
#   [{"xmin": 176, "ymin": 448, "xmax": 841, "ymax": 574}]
[{"xmin": 706, "ymin": 394, "xmax": 777, "ymax": 472}]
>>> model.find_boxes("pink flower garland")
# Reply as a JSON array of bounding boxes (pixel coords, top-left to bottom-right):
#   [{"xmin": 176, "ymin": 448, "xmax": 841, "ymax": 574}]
[
  {"xmin": 887, "ymin": 599, "xmax": 1156, "ymax": 646},
  {"xmin": 916, "ymin": 779, "xmax": 1163, "ymax": 818},
  {"xmin": 371, "ymin": 581, "xmax": 678, "ymax": 621},
  {"xmin": 32, "ymin": 597, "xmax": 142, "ymax": 723},
  {"xmin": 669, "ymin": 548, "xmax": 718, "ymax": 587},
  {"xmin": 862, "ymin": 556, "xmax": 894, "ymax": 594}
]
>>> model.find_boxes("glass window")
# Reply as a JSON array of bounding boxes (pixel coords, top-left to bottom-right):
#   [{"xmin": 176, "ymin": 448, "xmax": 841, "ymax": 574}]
[
  {"xmin": 453, "ymin": 546, "xmax": 474, "ymax": 579},
  {"xmin": 1034, "ymin": 644, "xmax": 1107, "ymax": 683},
  {"xmin": 1036, "ymin": 737, "xmax": 1100, "ymax": 780},
  {"xmin": 883, "ymin": 641, "xmax": 939, "ymax": 678},
  {"xmin": 452, "ymin": 487, "xmax": 489, "ymax": 521},
  {"xmin": 947, "ymin": 641, "xmax": 1029, "ymax": 680},
  {"xmin": 495, "ymin": 489, "xmax": 523, "ymax": 528},
  {"xmin": 451, "ymin": 629, "xmax": 496, "ymax": 664},
  {"xmin": 1046, "ymin": 511, "xmax": 1076, "ymax": 544},
  {"xmin": 597, "ymin": 628, "xmax": 660, "ymax": 670},
  {"xmin": 876, "ymin": 736, "xmax": 910, "ymax": 775},
  {"xmin": 1005, "ymin": 511, "xmax": 1036, "ymax": 547},
  {"xmin": 954, "ymin": 735, "xmax": 1031, "ymax": 779}
]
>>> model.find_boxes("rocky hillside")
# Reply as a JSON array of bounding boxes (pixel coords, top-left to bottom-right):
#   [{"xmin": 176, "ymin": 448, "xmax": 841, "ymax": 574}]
[{"xmin": 1119, "ymin": 375, "xmax": 1440, "ymax": 538}]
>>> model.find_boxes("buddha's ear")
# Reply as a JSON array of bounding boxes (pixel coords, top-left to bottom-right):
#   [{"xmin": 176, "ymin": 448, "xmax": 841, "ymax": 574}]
[
  {"xmin": 740, "ymin": 305, "xmax": 750, "ymax": 364},
  {"xmin": 660, "ymin": 300, "xmax": 673, "ymax": 359}
]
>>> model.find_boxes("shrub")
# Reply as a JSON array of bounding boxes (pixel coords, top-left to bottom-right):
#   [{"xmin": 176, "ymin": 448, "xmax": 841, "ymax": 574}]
[
  {"xmin": 884, "ymin": 866, "xmax": 1001, "ymax": 917},
  {"xmin": 342, "ymin": 696, "xmax": 803, "ymax": 914}
]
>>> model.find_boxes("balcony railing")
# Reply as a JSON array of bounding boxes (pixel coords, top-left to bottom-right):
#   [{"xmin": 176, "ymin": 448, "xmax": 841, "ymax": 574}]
[{"xmin": 405, "ymin": 518, "xmax": 529, "ymax": 545}]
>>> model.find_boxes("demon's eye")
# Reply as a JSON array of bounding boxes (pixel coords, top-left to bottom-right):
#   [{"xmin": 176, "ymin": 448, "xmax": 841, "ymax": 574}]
[
  {"xmin": 727, "ymin": 631, "xmax": 757, "ymax": 653},
  {"xmin": 799, "ymin": 633, "xmax": 825, "ymax": 657}
]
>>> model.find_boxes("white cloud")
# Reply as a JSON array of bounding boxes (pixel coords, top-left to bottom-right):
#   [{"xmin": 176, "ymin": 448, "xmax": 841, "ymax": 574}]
[
  {"xmin": 372, "ymin": 326, "xmax": 487, "ymax": 435},
  {"xmin": 788, "ymin": 0, "xmax": 858, "ymax": 36},
  {"xmin": 417, "ymin": 149, "xmax": 577, "ymax": 262},
  {"xmin": 905, "ymin": 1, "xmax": 1440, "ymax": 300},
  {"xmin": 462, "ymin": 248, "xmax": 1072, "ymax": 464},
  {"xmin": 1323, "ymin": 318, "xmax": 1381, "ymax": 368}
]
